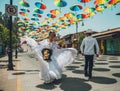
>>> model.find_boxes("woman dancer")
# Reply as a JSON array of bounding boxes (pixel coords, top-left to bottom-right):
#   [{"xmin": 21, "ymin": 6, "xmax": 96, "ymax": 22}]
[{"xmin": 21, "ymin": 31, "xmax": 77, "ymax": 84}]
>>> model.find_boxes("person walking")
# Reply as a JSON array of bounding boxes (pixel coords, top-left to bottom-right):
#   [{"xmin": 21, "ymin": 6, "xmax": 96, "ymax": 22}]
[{"xmin": 80, "ymin": 30, "xmax": 100, "ymax": 80}]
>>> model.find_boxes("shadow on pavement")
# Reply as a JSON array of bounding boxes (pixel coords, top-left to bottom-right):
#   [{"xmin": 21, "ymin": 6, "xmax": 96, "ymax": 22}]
[
  {"xmin": 72, "ymin": 69, "xmax": 84, "ymax": 74},
  {"xmin": 36, "ymin": 74, "xmax": 92, "ymax": 91},
  {"xmin": 65, "ymin": 66, "xmax": 80, "ymax": 70},
  {"xmin": 14, "ymin": 69, "xmax": 39, "ymax": 72},
  {"xmin": 60, "ymin": 77, "xmax": 91, "ymax": 91},
  {"xmin": 109, "ymin": 65, "xmax": 120, "ymax": 68},
  {"xmin": 112, "ymin": 73, "xmax": 120, "ymax": 78},
  {"xmin": 90, "ymin": 76, "xmax": 117, "ymax": 84},
  {"xmin": 93, "ymin": 68, "xmax": 110, "ymax": 72},
  {"xmin": 12, "ymin": 72, "xmax": 26, "ymax": 75}
]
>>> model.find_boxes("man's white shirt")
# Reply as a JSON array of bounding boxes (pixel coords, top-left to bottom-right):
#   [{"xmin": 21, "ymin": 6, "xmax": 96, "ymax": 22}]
[{"xmin": 80, "ymin": 36, "xmax": 99, "ymax": 55}]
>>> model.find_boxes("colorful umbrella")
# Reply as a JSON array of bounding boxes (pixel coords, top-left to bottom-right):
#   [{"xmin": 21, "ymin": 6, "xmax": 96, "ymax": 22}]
[
  {"xmin": 94, "ymin": 0, "xmax": 108, "ymax": 5},
  {"xmin": 78, "ymin": 0, "xmax": 91, "ymax": 5},
  {"xmin": 19, "ymin": 0, "xmax": 30, "ymax": 7},
  {"xmin": 108, "ymin": 0, "xmax": 120, "ymax": 5},
  {"xmin": 33, "ymin": 14, "xmax": 42, "ymax": 18},
  {"xmin": 19, "ymin": 12, "xmax": 28, "ymax": 16},
  {"xmin": 31, "ymin": 17, "xmax": 39, "ymax": 21},
  {"xmin": 70, "ymin": 4, "xmax": 82, "ymax": 12},
  {"xmin": 34, "ymin": 8, "xmax": 44, "ymax": 14},
  {"xmin": 47, "ymin": 14, "xmax": 56, "ymax": 18},
  {"xmin": 50, "ymin": 9, "xmax": 61, "ymax": 15},
  {"xmin": 64, "ymin": 12, "xmax": 75, "ymax": 18},
  {"xmin": 54, "ymin": 0, "xmax": 67, "ymax": 7},
  {"xmin": 84, "ymin": 7, "xmax": 95, "ymax": 13},
  {"xmin": 95, "ymin": 4, "xmax": 107, "ymax": 12},
  {"xmin": 20, "ymin": 8, "xmax": 30, "ymax": 12},
  {"xmin": 35, "ymin": 2, "xmax": 47, "ymax": 10}
]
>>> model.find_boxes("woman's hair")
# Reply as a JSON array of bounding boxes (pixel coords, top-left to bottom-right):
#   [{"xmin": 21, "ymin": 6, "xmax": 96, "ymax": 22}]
[{"xmin": 49, "ymin": 31, "xmax": 56, "ymax": 37}]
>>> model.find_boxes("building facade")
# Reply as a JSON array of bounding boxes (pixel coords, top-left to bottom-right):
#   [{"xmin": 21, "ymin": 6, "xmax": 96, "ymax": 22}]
[{"xmin": 92, "ymin": 28, "xmax": 120, "ymax": 55}]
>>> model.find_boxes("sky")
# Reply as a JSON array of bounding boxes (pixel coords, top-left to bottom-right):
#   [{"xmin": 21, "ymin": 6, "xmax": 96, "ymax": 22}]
[{"xmin": 0, "ymin": 0, "xmax": 120, "ymax": 37}]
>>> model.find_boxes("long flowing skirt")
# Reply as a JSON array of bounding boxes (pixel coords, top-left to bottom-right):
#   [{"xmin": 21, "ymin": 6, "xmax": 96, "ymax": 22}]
[{"xmin": 36, "ymin": 48, "xmax": 77, "ymax": 82}]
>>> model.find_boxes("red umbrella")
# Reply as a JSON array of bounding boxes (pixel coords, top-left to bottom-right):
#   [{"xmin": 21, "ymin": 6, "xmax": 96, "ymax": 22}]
[
  {"xmin": 47, "ymin": 14, "xmax": 56, "ymax": 18},
  {"xmin": 35, "ymin": 2, "xmax": 47, "ymax": 10}
]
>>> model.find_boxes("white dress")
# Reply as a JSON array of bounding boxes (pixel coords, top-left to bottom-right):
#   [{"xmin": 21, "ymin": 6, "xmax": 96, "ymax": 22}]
[
  {"xmin": 21, "ymin": 37, "xmax": 77, "ymax": 83},
  {"xmin": 37, "ymin": 39, "xmax": 77, "ymax": 82}
]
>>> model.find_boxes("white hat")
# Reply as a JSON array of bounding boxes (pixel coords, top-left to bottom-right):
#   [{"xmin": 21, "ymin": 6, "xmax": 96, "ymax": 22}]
[{"xmin": 85, "ymin": 29, "xmax": 93, "ymax": 33}]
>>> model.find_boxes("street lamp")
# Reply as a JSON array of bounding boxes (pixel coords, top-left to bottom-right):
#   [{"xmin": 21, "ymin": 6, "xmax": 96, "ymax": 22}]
[{"xmin": 8, "ymin": 0, "xmax": 14, "ymax": 70}]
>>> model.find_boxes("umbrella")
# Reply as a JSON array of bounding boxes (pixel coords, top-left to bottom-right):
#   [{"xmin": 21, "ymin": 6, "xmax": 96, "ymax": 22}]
[
  {"xmin": 70, "ymin": 4, "xmax": 82, "ymax": 33},
  {"xmin": 70, "ymin": 4, "xmax": 82, "ymax": 12},
  {"xmin": 64, "ymin": 12, "xmax": 75, "ymax": 18},
  {"xmin": 19, "ymin": 12, "xmax": 28, "ymax": 16},
  {"xmin": 54, "ymin": 0, "xmax": 67, "ymax": 7},
  {"xmin": 94, "ymin": 0, "xmax": 108, "ymax": 5},
  {"xmin": 95, "ymin": 4, "xmax": 107, "ymax": 12},
  {"xmin": 34, "ymin": 8, "xmax": 44, "ymax": 14},
  {"xmin": 78, "ymin": 0, "xmax": 91, "ymax": 5},
  {"xmin": 84, "ymin": 7, "xmax": 95, "ymax": 13},
  {"xmin": 20, "ymin": 8, "xmax": 30, "ymax": 12},
  {"xmin": 47, "ymin": 14, "xmax": 56, "ymax": 18},
  {"xmin": 54, "ymin": 0, "xmax": 67, "ymax": 11},
  {"xmin": 33, "ymin": 14, "xmax": 42, "ymax": 18},
  {"xmin": 50, "ymin": 9, "xmax": 61, "ymax": 15},
  {"xmin": 35, "ymin": 2, "xmax": 47, "ymax": 10},
  {"xmin": 108, "ymin": 0, "xmax": 120, "ymax": 5},
  {"xmin": 19, "ymin": 1, "xmax": 30, "ymax": 7},
  {"xmin": 31, "ymin": 17, "xmax": 39, "ymax": 21}
]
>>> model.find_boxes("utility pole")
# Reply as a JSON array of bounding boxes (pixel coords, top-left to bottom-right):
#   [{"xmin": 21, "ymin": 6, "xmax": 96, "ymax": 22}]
[{"xmin": 7, "ymin": 0, "xmax": 14, "ymax": 70}]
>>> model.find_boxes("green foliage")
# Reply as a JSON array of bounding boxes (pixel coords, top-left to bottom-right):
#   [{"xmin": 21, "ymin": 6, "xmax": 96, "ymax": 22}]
[
  {"xmin": 77, "ymin": 33, "xmax": 85, "ymax": 45},
  {"xmin": 0, "ymin": 24, "xmax": 17, "ymax": 47}
]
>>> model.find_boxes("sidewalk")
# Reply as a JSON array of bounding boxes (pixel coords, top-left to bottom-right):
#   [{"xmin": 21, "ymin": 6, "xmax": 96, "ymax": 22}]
[{"xmin": 0, "ymin": 53, "xmax": 120, "ymax": 91}]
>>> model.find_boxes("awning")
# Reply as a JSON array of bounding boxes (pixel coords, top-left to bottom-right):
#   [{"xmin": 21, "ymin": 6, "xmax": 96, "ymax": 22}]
[{"xmin": 94, "ymin": 33, "xmax": 113, "ymax": 39}]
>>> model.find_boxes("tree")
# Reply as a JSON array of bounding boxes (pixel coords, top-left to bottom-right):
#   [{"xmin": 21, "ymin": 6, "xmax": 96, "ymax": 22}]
[
  {"xmin": 0, "ymin": 24, "xmax": 17, "ymax": 48},
  {"xmin": 77, "ymin": 33, "xmax": 85, "ymax": 51}
]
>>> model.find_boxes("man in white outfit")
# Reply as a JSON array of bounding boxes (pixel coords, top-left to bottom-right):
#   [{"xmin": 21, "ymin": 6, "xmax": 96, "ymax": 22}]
[{"xmin": 80, "ymin": 30, "xmax": 100, "ymax": 80}]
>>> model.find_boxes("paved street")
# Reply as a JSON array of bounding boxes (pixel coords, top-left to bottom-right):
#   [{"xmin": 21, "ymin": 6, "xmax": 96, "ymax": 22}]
[{"xmin": 0, "ymin": 50, "xmax": 120, "ymax": 91}]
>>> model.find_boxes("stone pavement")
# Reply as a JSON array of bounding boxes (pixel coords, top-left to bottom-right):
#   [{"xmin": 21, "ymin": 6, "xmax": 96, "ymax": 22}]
[{"xmin": 0, "ymin": 52, "xmax": 120, "ymax": 91}]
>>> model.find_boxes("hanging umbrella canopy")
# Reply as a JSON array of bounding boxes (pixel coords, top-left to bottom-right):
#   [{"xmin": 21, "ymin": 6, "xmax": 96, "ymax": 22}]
[
  {"xmin": 20, "ymin": 8, "xmax": 30, "ymax": 12},
  {"xmin": 54, "ymin": 0, "xmax": 67, "ymax": 7},
  {"xmin": 45, "ymin": 18, "xmax": 53, "ymax": 21},
  {"xmin": 31, "ymin": 17, "xmax": 39, "ymax": 21},
  {"xmin": 47, "ymin": 14, "xmax": 56, "ymax": 18},
  {"xmin": 78, "ymin": 0, "xmax": 91, "ymax": 4},
  {"xmin": 95, "ymin": 4, "xmax": 107, "ymax": 12},
  {"xmin": 84, "ymin": 7, "xmax": 95, "ymax": 13},
  {"xmin": 19, "ymin": 12, "xmax": 28, "ymax": 16},
  {"xmin": 23, "ymin": 17, "xmax": 30, "ymax": 21},
  {"xmin": 35, "ymin": 2, "xmax": 47, "ymax": 10},
  {"xmin": 33, "ymin": 14, "xmax": 42, "ymax": 18},
  {"xmin": 94, "ymin": 0, "xmax": 108, "ymax": 5},
  {"xmin": 59, "ymin": 16, "xmax": 67, "ymax": 20},
  {"xmin": 64, "ymin": 12, "xmax": 75, "ymax": 18},
  {"xmin": 108, "ymin": 0, "xmax": 120, "ymax": 5},
  {"xmin": 34, "ymin": 8, "xmax": 44, "ymax": 14},
  {"xmin": 70, "ymin": 4, "xmax": 83, "ymax": 11},
  {"xmin": 50, "ymin": 9, "xmax": 61, "ymax": 15},
  {"xmin": 19, "ymin": 0, "xmax": 30, "ymax": 7},
  {"xmin": 76, "ymin": 14, "xmax": 89, "ymax": 19}
]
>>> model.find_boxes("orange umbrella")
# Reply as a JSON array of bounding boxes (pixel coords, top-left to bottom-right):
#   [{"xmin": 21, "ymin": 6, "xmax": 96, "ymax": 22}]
[{"xmin": 50, "ymin": 9, "xmax": 61, "ymax": 15}]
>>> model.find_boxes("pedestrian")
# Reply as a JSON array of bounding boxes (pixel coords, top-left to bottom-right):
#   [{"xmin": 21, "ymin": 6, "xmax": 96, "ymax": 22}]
[
  {"xmin": 21, "ymin": 31, "xmax": 77, "ymax": 84},
  {"xmin": 80, "ymin": 30, "xmax": 100, "ymax": 80}
]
